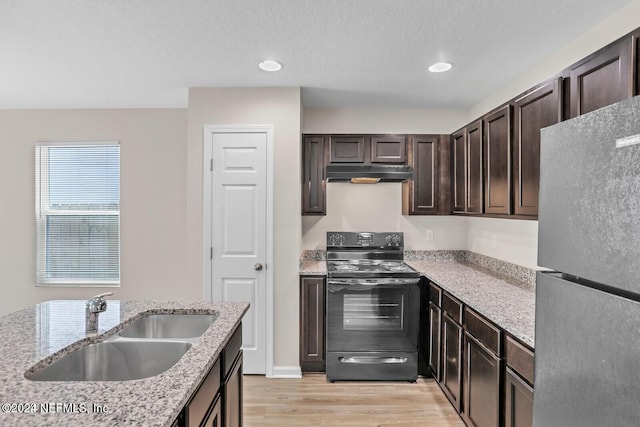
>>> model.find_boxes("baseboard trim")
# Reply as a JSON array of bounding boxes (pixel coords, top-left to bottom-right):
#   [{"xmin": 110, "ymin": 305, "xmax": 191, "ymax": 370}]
[{"xmin": 269, "ymin": 365, "xmax": 302, "ymax": 378}]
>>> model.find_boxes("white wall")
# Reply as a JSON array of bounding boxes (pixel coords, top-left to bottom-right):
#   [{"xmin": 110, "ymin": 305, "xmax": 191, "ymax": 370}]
[
  {"xmin": 0, "ymin": 109, "xmax": 189, "ymax": 316},
  {"xmin": 466, "ymin": 217, "xmax": 539, "ymax": 269},
  {"xmin": 303, "ymin": 108, "xmax": 467, "ymax": 134},
  {"xmin": 302, "ymin": 183, "xmax": 468, "ymax": 250},
  {"xmin": 186, "ymin": 87, "xmax": 302, "ymax": 369}
]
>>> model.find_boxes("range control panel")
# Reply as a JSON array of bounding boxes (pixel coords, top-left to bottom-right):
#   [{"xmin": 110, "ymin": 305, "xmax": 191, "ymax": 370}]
[{"xmin": 327, "ymin": 232, "xmax": 404, "ymax": 248}]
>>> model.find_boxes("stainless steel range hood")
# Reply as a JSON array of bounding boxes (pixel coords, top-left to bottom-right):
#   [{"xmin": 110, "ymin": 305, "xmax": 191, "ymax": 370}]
[{"xmin": 325, "ymin": 164, "xmax": 413, "ymax": 183}]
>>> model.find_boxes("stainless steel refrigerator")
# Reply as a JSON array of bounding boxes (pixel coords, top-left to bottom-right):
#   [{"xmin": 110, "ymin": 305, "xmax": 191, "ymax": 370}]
[{"xmin": 534, "ymin": 95, "xmax": 640, "ymax": 426}]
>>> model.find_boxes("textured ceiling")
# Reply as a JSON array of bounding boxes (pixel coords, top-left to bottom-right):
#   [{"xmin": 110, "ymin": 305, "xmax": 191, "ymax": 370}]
[{"xmin": 0, "ymin": 0, "xmax": 635, "ymax": 109}]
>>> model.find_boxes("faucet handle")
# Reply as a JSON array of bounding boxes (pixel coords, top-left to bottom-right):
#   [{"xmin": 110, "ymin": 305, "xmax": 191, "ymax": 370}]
[
  {"xmin": 86, "ymin": 292, "xmax": 113, "ymax": 313},
  {"xmin": 89, "ymin": 292, "xmax": 113, "ymax": 301},
  {"xmin": 89, "ymin": 292, "xmax": 114, "ymax": 301}
]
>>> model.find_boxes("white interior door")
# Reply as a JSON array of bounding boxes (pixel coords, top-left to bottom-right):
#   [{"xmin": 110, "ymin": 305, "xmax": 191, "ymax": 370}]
[{"xmin": 205, "ymin": 126, "xmax": 272, "ymax": 375}]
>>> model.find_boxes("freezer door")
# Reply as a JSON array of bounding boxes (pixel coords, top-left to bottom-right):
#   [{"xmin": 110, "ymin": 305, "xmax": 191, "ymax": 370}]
[
  {"xmin": 538, "ymin": 95, "xmax": 640, "ymax": 294},
  {"xmin": 534, "ymin": 272, "xmax": 640, "ymax": 427}
]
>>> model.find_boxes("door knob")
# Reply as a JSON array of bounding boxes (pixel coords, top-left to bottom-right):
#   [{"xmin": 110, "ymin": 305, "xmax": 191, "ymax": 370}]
[{"xmin": 254, "ymin": 263, "xmax": 263, "ymax": 271}]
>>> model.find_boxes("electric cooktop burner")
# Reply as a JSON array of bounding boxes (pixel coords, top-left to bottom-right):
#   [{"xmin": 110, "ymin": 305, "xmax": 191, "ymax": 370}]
[
  {"xmin": 326, "ymin": 259, "xmax": 419, "ymax": 277},
  {"xmin": 326, "ymin": 231, "xmax": 420, "ymax": 278}
]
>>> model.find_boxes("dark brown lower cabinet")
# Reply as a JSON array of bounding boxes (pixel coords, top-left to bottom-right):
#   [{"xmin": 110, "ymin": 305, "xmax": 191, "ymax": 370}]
[
  {"xmin": 224, "ymin": 351, "xmax": 243, "ymax": 427},
  {"xmin": 427, "ymin": 301, "xmax": 442, "ymax": 380},
  {"xmin": 462, "ymin": 333, "xmax": 501, "ymax": 427},
  {"xmin": 177, "ymin": 324, "xmax": 243, "ymax": 427},
  {"xmin": 202, "ymin": 395, "xmax": 222, "ymax": 427},
  {"xmin": 300, "ymin": 276, "xmax": 326, "ymax": 372},
  {"xmin": 504, "ymin": 367, "xmax": 533, "ymax": 427},
  {"xmin": 441, "ymin": 313, "xmax": 463, "ymax": 412},
  {"xmin": 427, "ymin": 290, "xmax": 535, "ymax": 427}
]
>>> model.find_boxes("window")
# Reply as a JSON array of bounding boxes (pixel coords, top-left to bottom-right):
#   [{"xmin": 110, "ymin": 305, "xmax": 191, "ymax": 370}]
[{"xmin": 35, "ymin": 143, "xmax": 120, "ymax": 286}]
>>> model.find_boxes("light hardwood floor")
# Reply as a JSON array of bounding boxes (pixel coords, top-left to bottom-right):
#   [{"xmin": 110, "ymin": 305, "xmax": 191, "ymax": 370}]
[{"xmin": 243, "ymin": 374, "xmax": 465, "ymax": 426}]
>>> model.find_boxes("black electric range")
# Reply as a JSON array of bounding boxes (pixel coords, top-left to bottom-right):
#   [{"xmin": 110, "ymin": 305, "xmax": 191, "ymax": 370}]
[{"xmin": 325, "ymin": 231, "xmax": 420, "ymax": 382}]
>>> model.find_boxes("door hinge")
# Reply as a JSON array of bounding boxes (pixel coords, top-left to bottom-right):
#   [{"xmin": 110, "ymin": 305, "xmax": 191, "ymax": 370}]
[
  {"xmin": 210, "ymin": 247, "xmax": 213, "ymax": 260},
  {"xmin": 210, "ymin": 158, "xmax": 213, "ymax": 171}
]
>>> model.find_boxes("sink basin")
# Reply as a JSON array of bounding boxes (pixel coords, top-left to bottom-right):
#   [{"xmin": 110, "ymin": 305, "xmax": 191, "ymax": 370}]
[
  {"xmin": 118, "ymin": 314, "xmax": 217, "ymax": 339},
  {"xmin": 27, "ymin": 340, "xmax": 191, "ymax": 381}
]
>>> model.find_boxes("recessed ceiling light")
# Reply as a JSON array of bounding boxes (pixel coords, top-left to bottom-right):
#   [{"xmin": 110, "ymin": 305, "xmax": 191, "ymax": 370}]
[
  {"xmin": 258, "ymin": 60, "xmax": 283, "ymax": 72},
  {"xmin": 428, "ymin": 62, "xmax": 453, "ymax": 73}
]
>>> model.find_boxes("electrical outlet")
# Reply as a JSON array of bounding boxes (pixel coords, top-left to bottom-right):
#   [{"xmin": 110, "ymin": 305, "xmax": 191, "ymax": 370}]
[
  {"xmin": 491, "ymin": 235, "xmax": 497, "ymax": 248},
  {"xmin": 425, "ymin": 229, "xmax": 434, "ymax": 241}
]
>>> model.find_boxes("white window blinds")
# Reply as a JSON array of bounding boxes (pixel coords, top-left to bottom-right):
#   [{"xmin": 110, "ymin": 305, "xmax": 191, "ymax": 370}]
[{"xmin": 35, "ymin": 143, "xmax": 120, "ymax": 286}]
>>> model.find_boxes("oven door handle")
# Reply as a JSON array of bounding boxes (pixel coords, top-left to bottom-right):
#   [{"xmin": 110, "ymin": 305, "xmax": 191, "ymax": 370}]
[{"xmin": 338, "ymin": 356, "xmax": 408, "ymax": 364}]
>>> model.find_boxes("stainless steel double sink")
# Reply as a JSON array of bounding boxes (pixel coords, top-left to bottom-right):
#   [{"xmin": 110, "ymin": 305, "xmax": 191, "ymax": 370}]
[{"xmin": 27, "ymin": 314, "xmax": 217, "ymax": 381}]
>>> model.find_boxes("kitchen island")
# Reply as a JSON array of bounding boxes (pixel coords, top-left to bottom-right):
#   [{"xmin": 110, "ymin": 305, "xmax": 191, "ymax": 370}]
[{"xmin": 0, "ymin": 299, "xmax": 248, "ymax": 427}]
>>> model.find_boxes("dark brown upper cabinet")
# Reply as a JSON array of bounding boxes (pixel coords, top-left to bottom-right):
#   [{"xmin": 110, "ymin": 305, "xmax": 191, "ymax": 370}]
[
  {"xmin": 513, "ymin": 78, "xmax": 562, "ymax": 217},
  {"xmin": 403, "ymin": 135, "xmax": 449, "ymax": 215},
  {"xmin": 452, "ymin": 121, "xmax": 483, "ymax": 215},
  {"xmin": 329, "ymin": 135, "xmax": 365, "ymax": 163},
  {"xmin": 302, "ymin": 135, "xmax": 327, "ymax": 215},
  {"xmin": 569, "ymin": 36, "xmax": 632, "ymax": 118},
  {"xmin": 371, "ymin": 135, "xmax": 406, "ymax": 163},
  {"xmin": 452, "ymin": 130, "xmax": 466, "ymax": 213},
  {"xmin": 466, "ymin": 121, "xmax": 484, "ymax": 214},
  {"xmin": 634, "ymin": 29, "xmax": 640, "ymax": 95},
  {"xmin": 484, "ymin": 105, "xmax": 512, "ymax": 215}
]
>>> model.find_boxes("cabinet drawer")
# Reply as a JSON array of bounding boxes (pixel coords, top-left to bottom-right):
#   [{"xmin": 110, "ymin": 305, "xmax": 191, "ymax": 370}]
[
  {"xmin": 505, "ymin": 335, "xmax": 534, "ymax": 386},
  {"xmin": 429, "ymin": 283, "xmax": 442, "ymax": 306},
  {"xmin": 442, "ymin": 292, "xmax": 462, "ymax": 324},
  {"xmin": 223, "ymin": 324, "xmax": 243, "ymax": 379},
  {"xmin": 370, "ymin": 135, "xmax": 406, "ymax": 163},
  {"xmin": 464, "ymin": 308, "xmax": 501, "ymax": 356},
  {"xmin": 186, "ymin": 357, "xmax": 221, "ymax": 427},
  {"xmin": 330, "ymin": 136, "xmax": 365, "ymax": 163}
]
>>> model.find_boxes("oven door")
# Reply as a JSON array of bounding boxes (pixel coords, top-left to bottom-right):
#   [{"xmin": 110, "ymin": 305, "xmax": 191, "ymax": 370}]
[{"xmin": 326, "ymin": 278, "xmax": 419, "ymax": 353}]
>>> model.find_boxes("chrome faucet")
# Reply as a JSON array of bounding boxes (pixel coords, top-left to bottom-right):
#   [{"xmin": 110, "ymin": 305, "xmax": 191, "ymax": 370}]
[{"xmin": 85, "ymin": 292, "xmax": 113, "ymax": 333}]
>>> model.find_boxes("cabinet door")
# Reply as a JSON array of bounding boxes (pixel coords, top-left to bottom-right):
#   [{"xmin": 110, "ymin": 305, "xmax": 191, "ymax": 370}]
[
  {"xmin": 223, "ymin": 352, "xmax": 243, "ymax": 427},
  {"xmin": 185, "ymin": 358, "xmax": 221, "ymax": 427},
  {"xmin": 484, "ymin": 105, "xmax": 511, "ymax": 215},
  {"xmin": 441, "ymin": 313, "xmax": 462, "ymax": 412},
  {"xmin": 466, "ymin": 120, "xmax": 483, "ymax": 214},
  {"xmin": 504, "ymin": 367, "xmax": 533, "ymax": 427},
  {"xmin": 299, "ymin": 276, "xmax": 326, "ymax": 372},
  {"xmin": 202, "ymin": 395, "xmax": 222, "ymax": 427},
  {"xmin": 513, "ymin": 78, "xmax": 562, "ymax": 216},
  {"xmin": 635, "ymin": 30, "xmax": 640, "ymax": 96},
  {"xmin": 569, "ymin": 36, "xmax": 632, "ymax": 118},
  {"xmin": 428, "ymin": 302, "xmax": 442, "ymax": 381},
  {"xmin": 463, "ymin": 333, "xmax": 501, "ymax": 427},
  {"xmin": 403, "ymin": 135, "xmax": 439, "ymax": 214},
  {"xmin": 370, "ymin": 135, "xmax": 406, "ymax": 163},
  {"xmin": 451, "ymin": 130, "xmax": 466, "ymax": 213},
  {"xmin": 302, "ymin": 135, "xmax": 326, "ymax": 215},
  {"xmin": 329, "ymin": 136, "xmax": 365, "ymax": 163}
]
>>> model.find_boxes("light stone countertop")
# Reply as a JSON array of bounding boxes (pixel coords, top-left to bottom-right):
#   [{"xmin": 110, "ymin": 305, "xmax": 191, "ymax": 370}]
[
  {"xmin": 405, "ymin": 259, "xmax": 535, "ymax": 348},
  {"xmin": 298, "ymin": 252, "xmax": 535, "ymax": 348},
  {"xmin": 299, "ymin": 260, "xmax": 327, "ymax": 275},
  {"xmin": 0, "ymin": 299, "xmax": 248, "ymax": 427}
]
